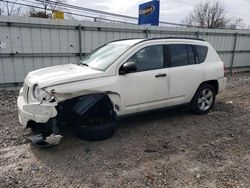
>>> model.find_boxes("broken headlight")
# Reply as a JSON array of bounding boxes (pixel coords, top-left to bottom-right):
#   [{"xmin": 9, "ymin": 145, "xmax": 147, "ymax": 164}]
[
  {"xmin": 33, "ymin": 84, "xmax": 52, "ymax": 101},
  {"xmin": 33, "ymin": 84, "xmax": 40, "ymax": 99}
]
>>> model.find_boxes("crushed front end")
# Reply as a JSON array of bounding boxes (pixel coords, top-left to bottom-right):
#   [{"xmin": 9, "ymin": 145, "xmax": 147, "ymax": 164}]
[
  {"xmin": 17, "ymin": 80, "xmax": 117, "ymax": 147},
  {"xmin": 17, "ymin": 81, "xmax": 62, "ymax": 147}
]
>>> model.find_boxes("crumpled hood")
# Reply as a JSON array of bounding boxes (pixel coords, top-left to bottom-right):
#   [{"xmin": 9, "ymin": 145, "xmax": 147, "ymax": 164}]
[{"xmin": 25, "ymin": 64, "xmax": 104, "ymax": 88}]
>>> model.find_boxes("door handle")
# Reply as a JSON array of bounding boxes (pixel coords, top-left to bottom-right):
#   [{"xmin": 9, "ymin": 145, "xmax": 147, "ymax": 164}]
[{"xmin": 155, "ymin": 73, "xmax": 167, "ymax": 78}]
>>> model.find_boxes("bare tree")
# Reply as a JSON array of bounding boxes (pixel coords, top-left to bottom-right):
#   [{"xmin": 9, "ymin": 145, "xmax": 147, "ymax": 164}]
[
  {"xmin": 227, "ymin": 18, "xmax": 245, "ymax": 29},
  {"xmin": 0, "ymin": 0, "xmax": 22, "ymax": 16},
  {"xmin": 28, "ymin": 8, "xmax": 50, "ymax": 18},
  {"xmin": 28, "ymin": 0, "xmax": 64, "ymax": 18},
  {"xmin": 183, "ymin": 1, "xmax": 244, "ymax": 29}
]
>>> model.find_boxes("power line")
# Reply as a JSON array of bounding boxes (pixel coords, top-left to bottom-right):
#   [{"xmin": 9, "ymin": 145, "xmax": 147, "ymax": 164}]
[
  {"xmin": 36, "ymin": 0, "xmax": 138, "ymax": 20},
  {"xmin": 0, "ymin": 0, "xmax": 138, "ymax": 24},
  {"xmin": 174, "ymin": 0, "xmax": 193, "ymax": 6},
  {"xmin": 1, "ymin": 0, "xmax": 190, "ymax": 27},
  {"xmin": 35, "ymin": 0, "xmax": 189, "ymax": 26}
]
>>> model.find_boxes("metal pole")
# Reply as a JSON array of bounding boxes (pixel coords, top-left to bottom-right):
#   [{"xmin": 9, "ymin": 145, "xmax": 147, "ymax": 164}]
[
  {"xmin": 230, "ymin": 32, "xmax": 238, "ymax": 74},
  {"xmin": 144, "ymin": 28, "xmax": 149, "ymax": 38},
  {"xmin": 196, "ymin": 31, "xmax": 199, "ymax": 39},
  {"xmin": 78, "ymin": 24, "xmax": 83, "ymax": 60}
]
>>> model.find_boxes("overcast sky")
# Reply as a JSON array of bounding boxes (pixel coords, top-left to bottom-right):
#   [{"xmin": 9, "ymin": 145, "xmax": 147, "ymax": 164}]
[{"xmin": 69, "ymin": 0, "xmax": 250, "ymax": 27}]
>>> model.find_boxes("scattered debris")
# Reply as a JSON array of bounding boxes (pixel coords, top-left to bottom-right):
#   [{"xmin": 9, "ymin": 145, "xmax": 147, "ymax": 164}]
[
  {"xmin": 195, "ymin": 174, "xmax": 201, "ymax": 179},
  {"xmin": 144, "ymin": 149, "xmax": 158, "ymax": 153},
  {"xmin": 146, "ymin": 174, "xmax": 155, "ymax": 181},
  {"xmin": 28, "ymin": 134, "xmax": 63, "ymax": 148},
  {"xmin": 0, "ymin": 72, "xmax": 250, "ymax": 187},
  {"xmin": 229, "ymin": 133, "xmax": 235, "ymax": 137},
  {"xmin": 180, "ymin": 148, "xmax": 185, "ymax": 152},
  {"xmin": 17, "ymin": 167, "xmax": 23, "ymax": 171},
  {"xmin": 84, "ymin": 148, "xmax": 91, "ymax": 153}
]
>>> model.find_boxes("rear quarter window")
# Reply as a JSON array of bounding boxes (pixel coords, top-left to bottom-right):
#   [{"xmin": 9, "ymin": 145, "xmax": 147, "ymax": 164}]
[{"xmin": 194, "ymin": 45, "xmax": 208, "ymax": 63}]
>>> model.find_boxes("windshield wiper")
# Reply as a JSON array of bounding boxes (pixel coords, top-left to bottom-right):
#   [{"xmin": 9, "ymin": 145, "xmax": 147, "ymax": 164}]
[{"xmin": 79, "ymin": 63, "xmax": 90, "ymax": 67}]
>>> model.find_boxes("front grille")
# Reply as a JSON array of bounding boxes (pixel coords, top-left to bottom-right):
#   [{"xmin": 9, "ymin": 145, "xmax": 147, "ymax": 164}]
[{"xmin": 23, "ymin": 83, "xmax": 30, "ymax": 103}]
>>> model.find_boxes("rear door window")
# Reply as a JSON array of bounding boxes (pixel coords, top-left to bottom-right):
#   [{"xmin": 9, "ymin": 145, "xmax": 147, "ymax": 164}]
[{"xmin": 169, "ymin": 44, "xmax": 188, "ymax": 67}]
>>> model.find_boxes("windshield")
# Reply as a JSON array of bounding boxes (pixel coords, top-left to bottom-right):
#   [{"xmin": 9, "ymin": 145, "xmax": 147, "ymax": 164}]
[{"xmin": 79, "ymin": 43, "xmax": 131, "ymax": 71}]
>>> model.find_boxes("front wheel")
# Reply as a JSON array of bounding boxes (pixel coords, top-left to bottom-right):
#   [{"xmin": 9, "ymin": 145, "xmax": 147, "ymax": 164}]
[
  {"xmin": 190, "ymin": 84, "xmax": 216, "ymax": 114},
  {"xmin": 76, "ymin": 120, "xmax": 116, "ymax": 141}
]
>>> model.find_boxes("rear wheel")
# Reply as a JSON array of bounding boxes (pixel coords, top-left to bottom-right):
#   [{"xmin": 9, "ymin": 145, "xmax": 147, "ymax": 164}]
[{"xmin": 190, "ymin": 84, "xmax": 216, "ymax": 114}]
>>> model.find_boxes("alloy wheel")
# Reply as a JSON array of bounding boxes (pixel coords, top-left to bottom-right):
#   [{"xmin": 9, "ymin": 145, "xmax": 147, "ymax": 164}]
[{"xmin": 198, "ymin": 88, "xmax": 214, "ymax": 111}]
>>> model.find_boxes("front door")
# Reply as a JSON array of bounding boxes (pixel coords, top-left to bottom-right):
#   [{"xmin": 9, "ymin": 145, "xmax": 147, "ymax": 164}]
[{"xmin": 117, "ymin": 45, "xmax": 169, "ymax": 115}]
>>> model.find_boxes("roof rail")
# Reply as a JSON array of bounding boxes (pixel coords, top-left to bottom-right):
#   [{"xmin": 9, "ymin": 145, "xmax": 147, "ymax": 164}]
[
  {"xmin": 109, "ymin": 38, "xmax": 143, "ymax": 43},
  {"xmin": 144, "ymin": 37, "xmax": 205, "ymax": 41},
  {"xmin": 109, "ymin": 37, "xmax": 205, "ymax": 44}
]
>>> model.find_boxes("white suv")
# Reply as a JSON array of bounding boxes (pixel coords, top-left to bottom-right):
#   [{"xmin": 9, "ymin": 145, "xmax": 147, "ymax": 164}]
[{"xmin": 17, "ymin": 38, "xmax": 226, "ymax": 146}]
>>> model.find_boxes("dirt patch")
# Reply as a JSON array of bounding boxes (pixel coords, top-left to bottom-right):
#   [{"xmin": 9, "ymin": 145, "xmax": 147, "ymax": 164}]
[{"xmin": 0, "ymin": 72, "xmax": 250, "ymax": 188}]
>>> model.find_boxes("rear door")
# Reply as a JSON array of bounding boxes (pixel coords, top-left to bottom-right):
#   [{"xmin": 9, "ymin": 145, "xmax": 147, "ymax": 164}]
[{"xmin": 167, "ymin": 44, "xmax": 205, "ymax": 106}]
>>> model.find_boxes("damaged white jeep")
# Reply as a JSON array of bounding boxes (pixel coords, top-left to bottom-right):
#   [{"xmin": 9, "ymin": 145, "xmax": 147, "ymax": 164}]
[{"xmin": 17, "ymin": 38, "xmax": 226, "ymax": 147}]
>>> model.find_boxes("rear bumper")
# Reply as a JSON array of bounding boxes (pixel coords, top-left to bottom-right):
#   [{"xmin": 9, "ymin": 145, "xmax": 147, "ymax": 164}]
[
  {"xmin": 218, "ymin": 77, "xmax": 227, "ymax": 93},
  {"xmin": 17, "ymin": 95, "xmax": 57, "ymax": 127}
]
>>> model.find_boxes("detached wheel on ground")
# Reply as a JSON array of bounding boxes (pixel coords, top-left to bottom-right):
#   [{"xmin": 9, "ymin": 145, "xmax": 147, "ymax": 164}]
[
  {"xmin": 76, "ymin": 119, "xmax": 116, "ymax": 141},
  {"xmin": 190, "ymin": 84, "xmax": 216, "ymax": 114}
]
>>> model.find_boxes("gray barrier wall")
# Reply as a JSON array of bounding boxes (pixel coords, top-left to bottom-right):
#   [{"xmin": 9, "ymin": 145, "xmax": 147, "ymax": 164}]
[{"xmin": 0, "ymin": 15, "xmax": 250, "ymax": 86}]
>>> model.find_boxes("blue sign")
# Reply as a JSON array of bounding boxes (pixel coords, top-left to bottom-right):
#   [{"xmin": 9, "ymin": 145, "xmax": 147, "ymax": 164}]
[{"xmin": 138, "ymin": 0, "xmax": 160, "ymax": 26}]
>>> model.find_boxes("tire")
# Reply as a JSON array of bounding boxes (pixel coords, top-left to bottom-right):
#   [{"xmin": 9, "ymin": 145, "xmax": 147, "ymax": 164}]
[
  {"xmin": 76, "ymin": 121, "xmax": 116, "ymax": 141},
  {"xmin": 190, "ymin": 84, "xmax": 216, "ymax": 114}
]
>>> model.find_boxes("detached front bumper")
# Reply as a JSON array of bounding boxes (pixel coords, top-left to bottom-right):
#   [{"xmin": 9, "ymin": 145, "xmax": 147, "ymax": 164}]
[{"xmin": 17, "ymin": 94, "xmax": 57, "ymax": 127}]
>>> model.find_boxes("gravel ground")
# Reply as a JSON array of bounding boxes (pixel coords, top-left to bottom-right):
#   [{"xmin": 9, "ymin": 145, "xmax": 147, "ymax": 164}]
[{"xmin": 0, "ymin": 72, "xmax": 250, "ymax": 188}]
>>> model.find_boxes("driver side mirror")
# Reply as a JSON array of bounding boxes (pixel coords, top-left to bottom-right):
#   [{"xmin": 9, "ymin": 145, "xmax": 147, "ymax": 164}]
[{"xmin": 119, "ymin": 61, "xmax": 137, "ymax": 75}]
